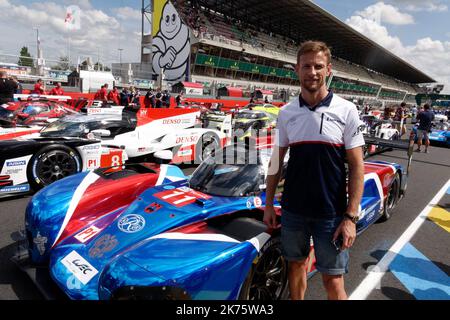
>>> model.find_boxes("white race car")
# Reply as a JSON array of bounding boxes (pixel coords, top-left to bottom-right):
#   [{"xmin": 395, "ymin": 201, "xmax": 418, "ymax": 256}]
[{"xmin": 38, "ymin": 108, "xmax": 232, "ymax": 164}]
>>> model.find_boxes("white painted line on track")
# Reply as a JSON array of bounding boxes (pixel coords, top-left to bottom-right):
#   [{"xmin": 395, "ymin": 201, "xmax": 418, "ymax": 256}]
[{"xmin": 349, "ymin": 178, "xmax": 450, "ymax": 300}]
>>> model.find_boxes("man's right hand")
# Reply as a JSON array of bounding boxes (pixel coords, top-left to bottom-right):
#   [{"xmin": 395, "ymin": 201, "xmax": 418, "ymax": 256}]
[{"xmin": 263, "ymin": 205, "xmax": 278, "ymax": 229}]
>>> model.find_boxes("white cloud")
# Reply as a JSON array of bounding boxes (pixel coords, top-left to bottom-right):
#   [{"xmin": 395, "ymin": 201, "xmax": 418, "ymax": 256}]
[
  {"xmin": 389, "ymin": 0, "xmax": 448, "ymax": 12},
  {"xmin": 112, "ymin": 7, "xmax": 141, "ymax": 21},
  {"xmin": 0, "ymin": 0, "xmax": 140, "ymax": 65},
  {"xmin": 355, "ymin": 2, "xmax": 415, "ymax": 25},
  {"xmin": 347, "ymin": 2, "xmax": 450, "ymax": 92}
]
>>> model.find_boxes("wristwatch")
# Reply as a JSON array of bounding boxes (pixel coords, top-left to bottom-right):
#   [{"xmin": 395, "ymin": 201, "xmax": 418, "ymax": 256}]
[{"xmin": 343, "ymin": 213, "xmax": 359, "ymax": 224}]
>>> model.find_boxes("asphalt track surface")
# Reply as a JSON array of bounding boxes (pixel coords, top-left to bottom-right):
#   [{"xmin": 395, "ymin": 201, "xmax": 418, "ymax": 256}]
[{"xmin": 0, "ymin": 144, "xmax": 448, "ymax": 300}]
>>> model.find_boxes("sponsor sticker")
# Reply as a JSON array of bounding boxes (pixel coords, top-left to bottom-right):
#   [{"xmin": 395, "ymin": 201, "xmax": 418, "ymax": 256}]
[
  {"xmin": 33, "ymin": 232, "xmax": 48, "ymax": 256},
  {"xmin": 246, "ymin": 199, "xmax": 252, "ymax": 209},
  {"xmin": 177, "ymin": 149, "xmax": 193, "ymax": 157},
  {"xmin": 0, "ymin": 185, "xmax": 30, "ymax": 193},
  {"xmin": 61, "ymin": 251, "xmax": 98, "ymax": 285},
  {"xmin": 74, "ymin": 226, "xmax": 101, "ymax": 243},
  {"xmin": 6, "ymin": 161, "xmax": 26, "ymax": 167},
  {"xmin": 253, "ymin": 197, "xmax": 262, "ymax": 208},
  {"xmin": 154, "ymin": 187, "xmax": 211, "ymax": 207},
  {"xmin": 117, "ymin": 214, "xmax": 146, "ymax": 233},
  {"xmin": 88, "ymin": 234, "xmax": 118, "ymax": 258}
]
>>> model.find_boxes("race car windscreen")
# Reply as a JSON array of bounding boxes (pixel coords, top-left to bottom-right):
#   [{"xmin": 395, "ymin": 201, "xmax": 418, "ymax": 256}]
[
  {"xmin": 21, "ymin": 105, "xmax": 49, "ymax": 115},
  {"xmin": 235, "ymin": 112, "xmax": 264, "ymax": 120},
  {"xmin": 40, "ymin": 114, "xmax": 132, "ymax": 138},
  {"xmin": 434, "ymin": 122, "xmax": 449, "ymax": 131},
  {"xmin": 189, "ymin": 147, "xmax": 263, "ymax": 197}
]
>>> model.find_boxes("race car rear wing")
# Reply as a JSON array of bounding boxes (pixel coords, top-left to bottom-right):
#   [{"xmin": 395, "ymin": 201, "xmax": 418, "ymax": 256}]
[{"xmin": 364, "ymin": 130, "xmax": 415, "ymax": 175}]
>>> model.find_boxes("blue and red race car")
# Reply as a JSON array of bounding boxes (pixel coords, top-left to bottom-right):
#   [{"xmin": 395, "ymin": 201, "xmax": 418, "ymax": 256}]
[{"xmin": 14, "ymin": 141, "xmax": 411, "ymax": 300}]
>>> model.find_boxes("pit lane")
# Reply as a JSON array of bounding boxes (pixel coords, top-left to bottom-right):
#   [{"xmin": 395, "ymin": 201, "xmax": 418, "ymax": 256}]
[{"xmin": 0, "ymin": 146, "xmax": 448, "ymax": 300}]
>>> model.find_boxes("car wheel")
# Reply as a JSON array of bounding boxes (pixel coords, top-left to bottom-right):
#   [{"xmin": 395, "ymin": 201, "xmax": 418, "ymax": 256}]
[
  {"xmin": 379, "ymin": 172, "xmax": 400, "ymax": 222},
  {"xmin": 27, "ymin": 145, "xmax": 82, "ymax": 190},
  {"xmin": 195, "ymin": 132, "xmax": 220, "ymax": 163},
  {"xmin": 252, "ymin": 121, "xmax": 262, "ymax": 130},
  {"xmin": 238, "ymin": 236, "xmax": 288, "ymax": 300}
]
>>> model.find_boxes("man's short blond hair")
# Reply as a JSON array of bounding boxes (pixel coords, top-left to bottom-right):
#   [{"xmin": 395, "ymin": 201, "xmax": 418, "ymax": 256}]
[{"xmin": 297, "ymin": 41, "xmax": 331, "ymax": 65}]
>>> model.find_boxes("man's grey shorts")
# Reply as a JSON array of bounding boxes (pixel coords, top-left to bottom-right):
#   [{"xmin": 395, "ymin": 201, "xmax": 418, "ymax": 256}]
[
  {"xmin": 417, "ymin": 129, "xmax": 429, "ymax": 140},
  {"xmin": 281, "ymin": 209, "xmax": 349, "ymax": 275}
]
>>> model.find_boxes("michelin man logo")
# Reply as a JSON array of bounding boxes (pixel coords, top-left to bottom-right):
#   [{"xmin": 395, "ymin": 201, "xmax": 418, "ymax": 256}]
[{"xmin": 152, "ymin": 1, "xmax": 190, "ymax": 83}]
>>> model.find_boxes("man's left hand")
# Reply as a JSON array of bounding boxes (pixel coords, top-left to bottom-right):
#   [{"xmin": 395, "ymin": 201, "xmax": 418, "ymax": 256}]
[{"xmin": 333, "ymin": 218, "xmax": 356, "ymax": 250}]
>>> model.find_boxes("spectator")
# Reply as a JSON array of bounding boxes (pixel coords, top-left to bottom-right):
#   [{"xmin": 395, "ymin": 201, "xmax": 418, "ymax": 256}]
[
  {"xmin": 155, "ymin": 88, "xmax": 163, "ymax": 108},
  {"xmin": 383, "ymin": 106, "xmax": 392, "ymax": 121},
  {"xmin": 49, "ymin": 82, "xmax": 65, "ymax": 96},
  {"xmin": 120, "ymin": 87, "xmax": 130, "ymax": 107},
  {"xmin": 144, "ymin": 90, "xmax": 155, "ymax": 108},
  {"xmin": 99, "ymin": 83, "xmax": 109, "ymax": 101},
  {"xmin": 264, "ymin": 96, "xmax": 269, "ymax": 104},
  {"xmin": 107, "ymin": 86, "xmax": 120, "ymax": 105},
  {"xmin": 32, "ymin": 79, "xmax": 46, "ymax": 95},
  {"xmin": 11, "ymin": 76, "xmax": 22, "ymax": 94},
  {"xmin": 175, "ymin": 92, "xmax": 184, "ymax": 107},
  {"xmin": 0, "ymin": 71, "xmax": 18, "ymax": 105},
  {"xmin": 411, "ymin": 105, "xmax": 418, "ymax": 123},
  {"xmin": 394, "ymin": 102, "xmax": 407, "ymax": 137},
  {"xmin": 162, "ymin": 90, "xmax": 171, "ymax": 108},
  {"xmin": 94, "ymin": 86, "xmax": 101, "ymax": 100},
  {"xmin": 415, "ymin": 104, "xmax": 435, "ymax": 153},
  {"xmin": 130, "ymin": 87, "xmax": 140, "ymax": 107}
]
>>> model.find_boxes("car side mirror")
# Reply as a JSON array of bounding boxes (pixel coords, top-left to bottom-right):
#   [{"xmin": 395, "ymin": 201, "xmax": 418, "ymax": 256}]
[{"xmin": 91, "ymin": 129, "xmax": 111, "ymax": 137}]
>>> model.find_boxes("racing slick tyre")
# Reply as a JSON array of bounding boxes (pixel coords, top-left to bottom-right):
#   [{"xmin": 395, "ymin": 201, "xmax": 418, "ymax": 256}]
[
  {"xmin": 238, "ymin": 236, "xmax": 288, "ymax": 300},
  {"xmin": 27, "ymin": 145, "xmax": 82, "ymax": 191},
  {"xmin": 379, "ymin": 172, "xmax": 400, "ymax": 222},
  {"xmin": 195, "ymin": 132, "xmax": 220, "ymax": 163}
]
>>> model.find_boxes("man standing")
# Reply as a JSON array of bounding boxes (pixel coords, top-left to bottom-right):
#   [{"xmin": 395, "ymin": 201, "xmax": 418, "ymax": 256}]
[
  {"xmin": 415, "ymin": 104, "xmax": 434, "ymax": 153},
  {"xmin": 49, "ymin": 82, "xmax": 65, "ymax": 96},
  {"xmin": 120, "ymin": 87, "xmax": 130, "ymax": 107},
  {"xmin": 99, "ymin": 83, "xmax": 109, "ymax": 102},
  {"xmin": 175, "ymin": 91, "xmax": 184, "ymax": 107},
  {"xmin": 394, "ymin": 102, "xmax": 407, "ymax": 137},
  {"xmin": 32, "ymin": 79, "xmax": 46, "ymax": 95},
  {"xmin": 155, "ymin": 88, "xmax": 163, "ymax": 108},
  {"xmin": 0, "ymin": 71, "xmax": 18, "ymax": 105},
  {"xmin": 107, "ymin": 86, "xmax": 120, "ymax": 105},
  {"xmin": 264, "ymin": 41, "xmax": 365, "ymax": 300}
]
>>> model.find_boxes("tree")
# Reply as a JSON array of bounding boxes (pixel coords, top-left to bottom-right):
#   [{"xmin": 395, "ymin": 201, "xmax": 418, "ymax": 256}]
[{"xmin": 18, "ymin": 47, "xmax": 33, "ymax": 67}]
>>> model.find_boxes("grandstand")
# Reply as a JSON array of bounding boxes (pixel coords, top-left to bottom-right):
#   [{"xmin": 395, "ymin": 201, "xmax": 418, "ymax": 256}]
[{"xmin": 174, "ymin": 0, "xmax": 435, "ymax": 106}]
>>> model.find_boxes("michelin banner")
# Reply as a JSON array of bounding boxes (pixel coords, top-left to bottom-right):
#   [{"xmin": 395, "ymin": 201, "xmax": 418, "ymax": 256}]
[{"xmin": 152, "ymin": 0, "xmax": 190, "ymax": 84}]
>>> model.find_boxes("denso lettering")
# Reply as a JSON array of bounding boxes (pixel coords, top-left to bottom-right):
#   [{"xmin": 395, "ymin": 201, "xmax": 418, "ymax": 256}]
[
  {"xmin": 163, "ymin": 119, "xmax": 182, "ymax": 125},
  {"xmin": 175, "ymin": 136, "xmax": 198, "ymax": 144}
]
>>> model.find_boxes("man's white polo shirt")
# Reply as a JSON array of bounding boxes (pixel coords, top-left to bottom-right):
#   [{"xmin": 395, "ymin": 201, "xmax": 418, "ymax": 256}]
[{"xmin": 276, "ymin": 91, "xmax": 365, "ymax": 218}]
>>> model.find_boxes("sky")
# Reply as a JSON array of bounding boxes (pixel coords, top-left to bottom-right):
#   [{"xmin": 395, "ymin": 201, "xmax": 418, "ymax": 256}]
[{"xmin": 0, "ymin": 0, "xmax": 449, "ymax": 93}]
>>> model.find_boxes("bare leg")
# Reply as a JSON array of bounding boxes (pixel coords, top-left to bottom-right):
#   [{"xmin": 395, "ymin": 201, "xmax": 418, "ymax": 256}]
[
  {"xmin": 288, "ymin": 260, "xmax": 308, "ymax": 300},
  {"xmin": 322, "ymin": 274, "xmax": 348, "ymax": 300}
]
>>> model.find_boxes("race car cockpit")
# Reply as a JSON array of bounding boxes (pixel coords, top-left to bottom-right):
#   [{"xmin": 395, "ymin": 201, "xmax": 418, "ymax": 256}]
[{"xmin": 40, "ymin": 111, "xmax": 137, "ymax": 139}]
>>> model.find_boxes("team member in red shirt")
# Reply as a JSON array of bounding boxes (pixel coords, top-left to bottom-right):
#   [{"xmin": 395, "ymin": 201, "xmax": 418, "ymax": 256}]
[
  {"xmin": 99, "ymin": 83, "xmax": 109, "ymax": 101},
  {"xmin": 49, "ymin": 82, "xmax": 65, "ymax": 96},
  {"xmin": 107, "ymin": 86, "xmax": 120, "ymax": 105},
  {"xmin": 32, "ymin": 79, "xmax": 46, "ymax": 95}
]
